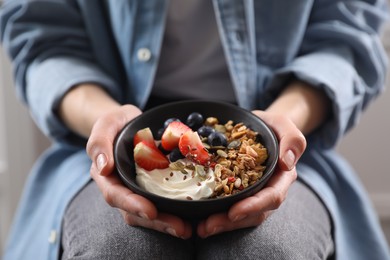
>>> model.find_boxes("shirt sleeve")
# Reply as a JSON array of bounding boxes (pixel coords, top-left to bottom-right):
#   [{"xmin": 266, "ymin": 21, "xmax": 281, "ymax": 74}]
[
  {"xmin": 0, "ymin": 0, "xmax": 123, "ymax": 145},
  {"xmin": 266, "ymin": 0, "xmax": 388, "ymax": 149}
]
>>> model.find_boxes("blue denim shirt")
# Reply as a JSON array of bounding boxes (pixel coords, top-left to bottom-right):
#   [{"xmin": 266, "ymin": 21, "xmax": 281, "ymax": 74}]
[{"xmin": 1, "ymin": 0, "xmax": 389, "ymax": 259}]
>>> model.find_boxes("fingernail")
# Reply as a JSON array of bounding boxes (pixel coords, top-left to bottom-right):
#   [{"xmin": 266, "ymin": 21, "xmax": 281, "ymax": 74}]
[
  {"xmin": 138, "ymin": 212, "xmax": 149, "ymax": 220},
  {"xmin": 210, "ymin": 226, "xmax": 223, "ymax": 236},
  {"xmin": 96, "ymin": 154, "xmax": 107, "ymax": 174},
  {"xmin": 283, "ymin": 150, "xmax": 296, "ymax": 170},
  {"xmin": 165, "ymin": 227, "xmax": 178, "ymax": 237},
  {"xmin": 233, "ymin": 214, "xmax": 247, "ymax": 222}
]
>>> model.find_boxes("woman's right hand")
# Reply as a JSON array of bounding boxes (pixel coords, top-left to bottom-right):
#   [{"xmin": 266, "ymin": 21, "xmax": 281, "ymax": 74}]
[
  {"xmin": 59, "ymin": 84, "xmax": 192, "ymax": 239},
  {"xmin": 86, "ymin": 104, "xmax": 193, "ymax": 239}
]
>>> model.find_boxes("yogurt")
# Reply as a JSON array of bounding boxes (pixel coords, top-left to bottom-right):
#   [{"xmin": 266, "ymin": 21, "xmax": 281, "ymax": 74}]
[{"xmin": 136, "ymin": 159, "xmax": 215, "ymax": 200}]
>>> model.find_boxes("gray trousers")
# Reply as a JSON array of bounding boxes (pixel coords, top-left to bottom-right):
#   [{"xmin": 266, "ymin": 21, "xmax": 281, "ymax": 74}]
[{"xmin": 61, "ymin": 180, "xmax": 334, "ymax": 260}]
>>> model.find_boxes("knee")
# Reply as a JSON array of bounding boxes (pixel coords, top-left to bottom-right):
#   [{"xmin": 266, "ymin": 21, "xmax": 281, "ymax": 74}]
[
  {"xmin": 198, "ymin": 228, "xmax": 330, "ymax": 260},
  {"xmin": 62, "ymin": 226, "xmax": 193, "ymax": 260}
]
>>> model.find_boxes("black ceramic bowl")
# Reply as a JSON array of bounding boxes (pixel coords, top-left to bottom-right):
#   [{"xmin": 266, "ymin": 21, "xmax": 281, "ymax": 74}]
[{"xmin": 114, "ymin": 100, "xmax": 278, "ymax": 219}]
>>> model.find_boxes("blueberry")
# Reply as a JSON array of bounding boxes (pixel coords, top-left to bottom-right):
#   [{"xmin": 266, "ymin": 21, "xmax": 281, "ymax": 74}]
[
  {"xmin": 197, "ymin": 126, "xmax": 215, "ymax": 137},
  {"xmin": 208, "ymin": 132, "xmax": 228, "ymax": 147},
  {"xmin": 156, "ymin": 128, "xmax": 165, "ymax": 140},
  {"xmin": 186, "ymin": 112, "xmax": 204, "ymax": 130},
  {"xmin": 164, "ymin": 118, "xmax": 181, "ymax": 129},
  {"xmin": 158, "ymin": 143, "xmax": 170, "ymax": 155},
  {"xmin": 169, "ymin": 148, "xmax": 185, "ymax": 162}
]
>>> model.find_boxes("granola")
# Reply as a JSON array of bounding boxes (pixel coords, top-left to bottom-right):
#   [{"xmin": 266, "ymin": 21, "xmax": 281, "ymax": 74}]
[{"xmin": 202, "ymin": 118, "xmax": 268, "ymax": 198}]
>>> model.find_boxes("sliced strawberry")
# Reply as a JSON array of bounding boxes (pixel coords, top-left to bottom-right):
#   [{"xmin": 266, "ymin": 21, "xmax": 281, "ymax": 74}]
[
  {"xmin": 178, "ymin": 131, "xmax": 211, "ymax": 165},
  {"xmin": 133, "ymin": 127, "xmax": 155, "ymax": 147},
  {"xmin": 134, "ymin": 141, "xmax": 169, "ymax": 171},
  {"xmin": 161, "ymin": 121, "xmax": 191, "ymax": 151}
]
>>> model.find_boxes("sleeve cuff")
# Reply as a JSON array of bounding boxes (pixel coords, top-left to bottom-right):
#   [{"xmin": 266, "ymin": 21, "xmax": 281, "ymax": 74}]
[
  {"xmin": 265, "ymin": 46, "xmax": 370, "ymax": 149},
  {"xmin": 26, "ymin": 56, "xmax": 122, "ymax": 145}
]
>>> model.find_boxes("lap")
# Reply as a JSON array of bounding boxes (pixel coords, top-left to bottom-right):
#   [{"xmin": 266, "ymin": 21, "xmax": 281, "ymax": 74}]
[
  {"xmin": 61, "ymin": 181, "xmax": 194, "ymax": 260},
  {"xmin": 61, "ymin": 180, "xmax": 333, "ymax": 260},
  {"xmin": 196, "ymin": 181, "xmax": 334, "ymax": 260}
]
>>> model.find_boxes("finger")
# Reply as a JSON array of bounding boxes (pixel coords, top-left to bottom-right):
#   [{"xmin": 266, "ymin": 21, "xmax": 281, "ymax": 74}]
[
  {"xmin": 228, "ymin": 167, "xmax": 297, "ymax": 222},
  {"xmin": 252, "ymin": 110, "xmax": 306, "ymax": 171},
  {"xmin": 87, "ymin": 105, "xmax": 142, "ymax": 176},
  {"xmin": 90, "ymin": 162, "xmax": 158, "ymax": 220},
  {"xmin": 121, "ymin": 210, "xmax": 193, "ymax": 239},
  {"xmin": 197, "ymin": 211, "xmax": 272, "ymax": 238},
  {"xmin": 154, "ymin": 213, "xmax": 193, "ymax": 239},
  {"xmin": 91, "ymin": 162, "xmax": 192, "ymax": 239}
]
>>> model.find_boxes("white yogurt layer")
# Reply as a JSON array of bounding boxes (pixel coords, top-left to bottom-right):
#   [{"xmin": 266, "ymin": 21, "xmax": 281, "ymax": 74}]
[{"xmin": 136, "ymin": 160, "xmax": 216, "ymax": 200}]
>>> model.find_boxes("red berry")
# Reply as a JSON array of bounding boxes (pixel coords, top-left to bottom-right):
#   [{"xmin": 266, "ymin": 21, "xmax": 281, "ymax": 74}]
[
  {"xmin": 134, "ymin": 141, "xmax": 169, "ymax": 171},
  {"xmin": 161, "ymin": 121, "xmax": 191, "ymax": 151},
  {"xmin": 178, "ymin": 131, "xmax": 210, "ymax": 165},
  {"xmin": 133, "ymin": 127, "xmax": 155, "ymax": 147},
  {"xmin": 227, "ymin": 177, "xmax": 236, "ymax": 183}
]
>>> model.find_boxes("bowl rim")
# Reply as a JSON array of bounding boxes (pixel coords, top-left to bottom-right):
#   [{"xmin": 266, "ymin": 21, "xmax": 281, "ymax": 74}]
[{"xmin": 114, "ymin": 100, "xmax": 279, "ymax": 204}]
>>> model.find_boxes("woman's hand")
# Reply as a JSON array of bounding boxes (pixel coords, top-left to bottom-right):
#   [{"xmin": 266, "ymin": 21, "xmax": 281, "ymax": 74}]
[
  {"xmin": 197, "ymin": 80, "xmax": 329, "ymax": 238},
  {"xmin": 59, "ymin": 84, "xmax": 192, "ymax": 239},
  {"xmin": 87, "ymin": 105, "xmax": 192, "ymax": 239},
  {"xmin": 197, "ymin": 111, "xmax": 306, "ymax": 238}
]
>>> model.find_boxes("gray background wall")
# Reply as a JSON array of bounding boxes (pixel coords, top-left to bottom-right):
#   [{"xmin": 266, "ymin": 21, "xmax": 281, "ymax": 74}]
[{"xmin": 1, "ymin": 7, "xmax": 390, "ymax": 255}]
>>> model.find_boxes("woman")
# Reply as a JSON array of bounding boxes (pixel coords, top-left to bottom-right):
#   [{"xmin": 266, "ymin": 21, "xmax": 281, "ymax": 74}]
[{"xmin": 1, "ymin": 0, "xmax": 389, "ymax": 259}]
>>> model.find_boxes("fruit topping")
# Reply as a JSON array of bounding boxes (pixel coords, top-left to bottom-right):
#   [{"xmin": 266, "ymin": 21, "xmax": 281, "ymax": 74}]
[
  {"xmin": 161, "ymin": 121, "xmax": 191, "ymax": 151},
  {"xmin": 163, "ymin": 118, "xmax": 181, "ymax": 129},
  {"xmin": 158, "ymin": 143, "xmax": 170, "ymax": 155},
  {"xmin": 197, "ymin": 126, "xmax": 215, "ymax": 138},
  {"xmin": 186, "ymin": 112, "xmax": 204, "ymax": 130},
  {"xmin": 178, "ymin": 130, "xmax": 211, "ymax": 165},
  {"xmin": 207, "ymin": 131, "xmax": 228, "ymax": 147},
  {"xmin": 133, "ymin": 127, "xmax": 155, "ymax": 147},
  {"xmin": 169, "ymin": 147, "xmax": 185, "ymax": 162},
  {"xmin": 156, "ymin": 128, "xmax": 165, "ymax": 140},
  {"xmin": 134, "ymin": 141, "xmax": 170, "ymax": 171}
]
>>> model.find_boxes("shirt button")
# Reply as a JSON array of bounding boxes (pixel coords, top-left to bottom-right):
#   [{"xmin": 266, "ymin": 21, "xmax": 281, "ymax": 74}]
[
  {"xmin": 48, "ymin": 230, "xmax": 57, "ymax": 244},
  {"xmin": 137, "ymin": 48, "xmax": 152, "ymax": 62}
]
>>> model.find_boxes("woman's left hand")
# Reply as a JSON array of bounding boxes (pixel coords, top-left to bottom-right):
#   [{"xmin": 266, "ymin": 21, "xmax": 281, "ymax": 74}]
[{"xmin": 197, "ymin": 110, "xmax": 306, "ymax": 238}]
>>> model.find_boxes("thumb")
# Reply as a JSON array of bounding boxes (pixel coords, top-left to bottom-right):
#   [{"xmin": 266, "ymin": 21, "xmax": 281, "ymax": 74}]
[{"xmin": 87, "ymin": 105, "xmax": 142, "ymax": 176}]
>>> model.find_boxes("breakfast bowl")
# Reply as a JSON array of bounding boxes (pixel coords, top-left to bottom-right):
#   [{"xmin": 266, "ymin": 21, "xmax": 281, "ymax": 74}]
[{"xmin": 114, "ymin": 100, "xmax": 279, "ymax": 219}]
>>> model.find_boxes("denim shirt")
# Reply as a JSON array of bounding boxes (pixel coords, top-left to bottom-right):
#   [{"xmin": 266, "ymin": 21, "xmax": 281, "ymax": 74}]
[{"xmin": 1, "ymin": 0, "xmax": 389, "ymax": 259}]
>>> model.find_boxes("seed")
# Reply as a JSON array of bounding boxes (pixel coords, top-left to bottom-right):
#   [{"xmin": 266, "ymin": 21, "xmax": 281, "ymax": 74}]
[
  {"xmin": 234, "ymin": 178, "xmax": 242, "ymax": 188},
  {"xmin": 214, "ymin": 164, "xmax": 222, "ymax": 177},
  {"xmin": 185, "ymin": 164, "xmax": 195, "ymax": 171},
  {"xmin": 216, "ymin": 149, "xmax": 228, "ymax": 158},
  {"xmin": 195, "ymin": 165, "xmax": 206, "ymax": 177},
  {"xmin": 227, "ymin": 140, "xmax": 241, "ymax": 149},
  {"xmin": 214, "ymin": 124, "xmax": 226, "ymax": 133},
  {"xmin": 169, "ymin": 161, "xmax": 185, "ymax": 171}
]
